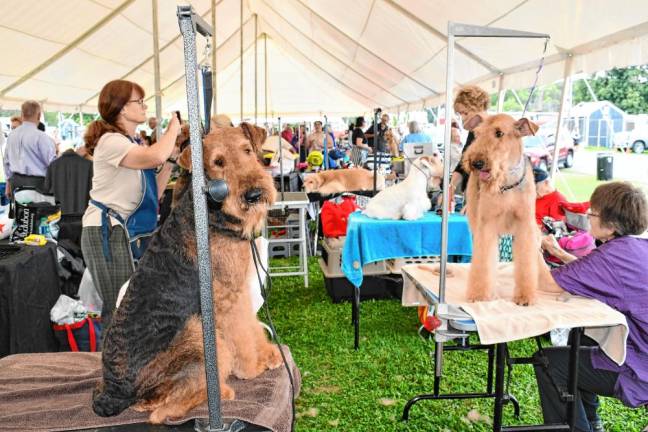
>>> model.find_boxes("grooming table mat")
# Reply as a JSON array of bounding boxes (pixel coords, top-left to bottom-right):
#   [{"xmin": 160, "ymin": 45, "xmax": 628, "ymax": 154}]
[
  {"xmin": 0, "ymin": 348, "xmax": 300, "ymax": 432},
  {"xmin": 401, "ymin": 263, "xmax": 628, "ymax": 365}
]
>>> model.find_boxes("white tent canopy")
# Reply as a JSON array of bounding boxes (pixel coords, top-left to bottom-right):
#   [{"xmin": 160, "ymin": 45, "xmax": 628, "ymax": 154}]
[{"xmin": 1, "ymin": 0, "xmax": 647, "ymax": 119}]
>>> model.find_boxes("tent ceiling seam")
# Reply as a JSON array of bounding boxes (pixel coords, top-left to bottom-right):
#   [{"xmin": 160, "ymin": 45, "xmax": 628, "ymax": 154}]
[
  {"xmin": 258, "ymin": 0, "xmax": 408, "ymax": 104},
  {"xmin": 0, "ymin": 0, "xmax": 136, "ymax": 98},
  {"xmin": 351, "ymin": 0, "xmax": 376, "ymax": 64},
  {"xmin": 82, "ymin": 0, "xmax": 228, "ymax": 105},
  {"xmin": 293, "ymin": 0, "xmax": 439, "ymax": 95},
  {"xmin": 261, "ymin": 29, "xmax": 379, "ymax": 108},
  {"xmin": 0, "ymin": 23, "xmax": 68, "ymax": 45},
  {"xmin": 383, "ymin": 0, "xmax": 500, "ymax": 74}
]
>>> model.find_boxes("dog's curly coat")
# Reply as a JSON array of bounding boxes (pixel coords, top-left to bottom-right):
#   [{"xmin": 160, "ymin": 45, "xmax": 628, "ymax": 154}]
[
  {"xmin": 462, "ymin": 114, "xmax": 552, "ymax": 306},
  {"xmin": 92, "ymin": 123, "xmax": 282, "ymax": 423}
]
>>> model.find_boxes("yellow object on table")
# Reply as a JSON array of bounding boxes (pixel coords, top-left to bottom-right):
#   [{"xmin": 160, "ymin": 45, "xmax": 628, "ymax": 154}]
[{"xmin": 23, "ymin": 234, "xmax": 47, "ymax": 246}]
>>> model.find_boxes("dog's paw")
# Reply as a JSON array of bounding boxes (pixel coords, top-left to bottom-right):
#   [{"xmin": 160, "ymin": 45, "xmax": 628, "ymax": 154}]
[
  {"xmin": 466, "ymin": 285, "xmax": 492, "ymax": 303},
  {"xmin": 263, "ymin": 344, "xmax": 284, "ymax": 370},
  {"xmin": 512, "ymin": 293, "xmax": 537, "ymax": 306},
  {"xmin": 221, "ymin": 384, "xmax": 235, "ymax": 400},
  {"xmin": 466, "ymin": 292, "xmax": 492, "ymax": 303}
]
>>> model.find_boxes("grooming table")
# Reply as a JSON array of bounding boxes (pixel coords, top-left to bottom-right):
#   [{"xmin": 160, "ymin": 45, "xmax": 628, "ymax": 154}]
[
  {"xmin": 400, "ymin": 263, "xmax": 629, "ymax": 432},
  {"xmin": 0, "ymin": 349, "xmax": 300, "ymax": 432},
  {"xmin": 341, "ymin": 212, "xmax": 473, "ymax": 349}
]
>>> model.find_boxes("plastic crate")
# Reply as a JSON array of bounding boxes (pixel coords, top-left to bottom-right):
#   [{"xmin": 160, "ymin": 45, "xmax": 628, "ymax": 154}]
[
  {"xmin": 269, "ymin": 241, "xmax": 290, "ymax": 258},
  {"xmin": 319, "ymin": 259, "xmax": 401, "ymax": 303},
  {"xmin": 320, "ymin": 239, "xmax": 388, "ymax": 278},
  {"xmin": 387, "ymin": 256, "xmax": 440, "ymax": 274}
]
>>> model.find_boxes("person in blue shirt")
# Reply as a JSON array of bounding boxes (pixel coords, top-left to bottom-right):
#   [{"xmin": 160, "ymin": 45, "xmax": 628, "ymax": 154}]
[{"xmin": 400, "ymin": 121, "xmax": 433, "ymax": 152}]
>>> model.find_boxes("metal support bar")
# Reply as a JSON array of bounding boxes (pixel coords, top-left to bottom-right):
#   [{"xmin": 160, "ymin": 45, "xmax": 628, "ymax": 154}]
[
  {"xmin": 211, "ymin": 0, "xmax": 218, "ymax": 115},
  {"xmin": 264, "ymin": 34, "xmax": 268, "ymax": 125},
  {"xmin": 372, "ymin": 111, "xmax": 378, "ymax": 193},
  {"xmin": 550, "ymin": 55, "xmax": 573, "ymax": 179},
  {"xmin": 278, "ymin": 117, "xmax": 284, "ymax": 201},
  {"xmin": 254, "ymin": 14, "xmax": 258, "ymax": 124},
  {"xmin": 239, "ymin": 0, "xmax": 244, "ymax": 122},
  {"xmin": 496, "ymin": 75, "xmax": 506, "ymax": 113},
  {"xmin": 152, "ymin": 0, "xmax": 162, "ymax": 138},
  {"xmin": 177, "ymin": 7, "xmax": 244, "ymax": 432}
]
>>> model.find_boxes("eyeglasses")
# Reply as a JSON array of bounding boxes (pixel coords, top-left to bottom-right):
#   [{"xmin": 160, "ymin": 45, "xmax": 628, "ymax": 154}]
[
  {"xmin": 127, "ymin": 98, "xmax": 145, "ymax": 107},
  {"xmin": 586, "ymin": 210, "xmax": 600, "ymax": 218}
]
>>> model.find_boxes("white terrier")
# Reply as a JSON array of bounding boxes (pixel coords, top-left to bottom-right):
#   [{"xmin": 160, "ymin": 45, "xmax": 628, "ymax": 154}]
[{"xmin": 363, "ymin": 155, "xmax": 443, "ymax": 220}]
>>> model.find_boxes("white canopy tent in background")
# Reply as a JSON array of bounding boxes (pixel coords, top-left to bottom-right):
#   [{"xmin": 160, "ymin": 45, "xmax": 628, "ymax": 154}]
[{"xmin": 1, "ymin": 0, "xmax": 647, "ymax": 120}]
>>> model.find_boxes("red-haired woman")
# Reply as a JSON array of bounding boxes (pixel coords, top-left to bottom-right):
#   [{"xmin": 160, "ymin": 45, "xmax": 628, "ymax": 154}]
[{"xmin": 81, "ymin": 80, "xmax": 180, "ymax": 326}]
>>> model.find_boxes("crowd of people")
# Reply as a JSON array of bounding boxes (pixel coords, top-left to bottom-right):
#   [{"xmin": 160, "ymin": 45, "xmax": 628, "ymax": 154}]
[{"xmin": 0, "ymin": 79, "xmax": 646, "ymax": 430}]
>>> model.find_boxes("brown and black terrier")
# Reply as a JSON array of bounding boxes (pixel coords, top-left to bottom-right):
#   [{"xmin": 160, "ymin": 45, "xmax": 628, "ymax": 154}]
[
  {"xmin": 92, "ymin": 123, "xmax": 282, "ymax": 423},
  {"xmin": 462, "ymin": 114, "xmax": 552, "ymax": 306}
]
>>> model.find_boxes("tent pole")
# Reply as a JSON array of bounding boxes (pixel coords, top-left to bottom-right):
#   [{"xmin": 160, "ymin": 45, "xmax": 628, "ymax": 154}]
[
  {"xmin": 551, "ymin": 54, "xmax": 573, "ymax": 179},
  {"xmin": 211, "ymin": 0, "xmax": 217, "ymax": 115},
  {"xmin": 264, "ymin": 34, "xmax": 268, "ymax": 126},
  {"xmin": 496, "ymin": 74, "xmax": 506, "ymax": 113},
  {"xmin": 436, "ymin": 22, "xmax": 456, "ymax": 383},
  {"xmin": 152, "ymin": 0, "xmax": 162, "ymax": 138},
  {"xmin": 239, "ymin": 0, "xmax": 244, "ymax": 123},
  {"xmin": 254, "ymin": 14, "xmax": 258, "ymax": 125}
]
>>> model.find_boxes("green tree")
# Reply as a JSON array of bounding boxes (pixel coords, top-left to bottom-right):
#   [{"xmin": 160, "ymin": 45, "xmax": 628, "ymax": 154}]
[{"xmin": 573, "ymin": 66, "xmax": 648, "ymax": 114}]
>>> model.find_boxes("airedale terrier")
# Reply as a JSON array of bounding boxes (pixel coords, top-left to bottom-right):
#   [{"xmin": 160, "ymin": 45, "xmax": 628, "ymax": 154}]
[
  {"xmin": 92, "ymin": 123, "xmax": 282, "ymax": 423},
  {"xmin": 462, "ymin": 114, "xmax": 551, "ymax": 306}
]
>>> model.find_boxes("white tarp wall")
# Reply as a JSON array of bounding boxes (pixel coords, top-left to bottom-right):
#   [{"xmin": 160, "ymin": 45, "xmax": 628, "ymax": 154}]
[{"xmin": 1, "ymin": 0, "xmax": 647, "ymax": 118}]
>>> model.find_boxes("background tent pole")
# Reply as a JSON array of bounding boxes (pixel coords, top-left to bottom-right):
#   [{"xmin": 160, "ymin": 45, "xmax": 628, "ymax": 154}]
[
  {"xmin": 551, "ymin": 55, "xmax": 573, "ymax": 179},
  {"xmin": 152, "ymin": 0, "xmax": 162, "ymax": 138},
  {"xmin": 211, "ymin": 0, "xmax": 217, "ymax": 115}
]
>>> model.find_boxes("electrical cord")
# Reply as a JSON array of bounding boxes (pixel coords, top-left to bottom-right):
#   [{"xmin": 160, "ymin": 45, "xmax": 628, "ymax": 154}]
[{"xmin": 250, "ymin": 239, "xmax": 296, "ymax": 432}]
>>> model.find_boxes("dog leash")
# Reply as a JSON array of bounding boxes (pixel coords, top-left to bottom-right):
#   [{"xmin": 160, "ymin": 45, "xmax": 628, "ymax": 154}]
[
  {"xmin": 522, "ymin": 37, "xmax": 549, "ymax": 117},
  {"xmin": 499, "ymin": 158, "xmax": 529, "ymax": 193}
]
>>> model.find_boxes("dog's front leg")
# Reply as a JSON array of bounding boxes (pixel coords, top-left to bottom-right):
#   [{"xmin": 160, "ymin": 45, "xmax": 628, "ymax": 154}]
[
  {"xmin": 466, "ymin": 217, "xmax": 499, "ymax": 302},
  {"xmin": 511, "ymin": 220, "xmax": 540, "ymax": 306}
]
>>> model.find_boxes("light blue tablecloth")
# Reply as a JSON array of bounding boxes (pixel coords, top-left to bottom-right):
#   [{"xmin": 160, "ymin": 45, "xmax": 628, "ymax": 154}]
[{"xmin": 341, "ymin": 211, "xmax": 473, "ymax": 287}]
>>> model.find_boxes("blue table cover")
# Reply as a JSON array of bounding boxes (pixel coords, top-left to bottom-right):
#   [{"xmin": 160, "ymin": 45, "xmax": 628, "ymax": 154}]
[{"xmin": 341, "ymin": 211, "xmax": 473, "ymax": 287}]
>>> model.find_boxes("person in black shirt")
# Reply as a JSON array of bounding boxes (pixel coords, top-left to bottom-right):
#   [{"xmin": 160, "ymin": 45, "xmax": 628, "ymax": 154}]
[
  {"xmin": 440, "ymin": 85, "xmax": 490, "ymax": 211},
  {"xmin": 365, "ymin": 113, "xmax": 390, "ymax": 153}
]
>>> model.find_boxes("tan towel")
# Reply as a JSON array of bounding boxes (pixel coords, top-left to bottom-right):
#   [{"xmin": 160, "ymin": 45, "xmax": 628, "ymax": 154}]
[
  {"xmin": 0, "ymin": 348, "xmax": 300, "ymax": 432},
  {"xmin": 401, "ymin": 262, "xmax": 629, "ymax": 365}
]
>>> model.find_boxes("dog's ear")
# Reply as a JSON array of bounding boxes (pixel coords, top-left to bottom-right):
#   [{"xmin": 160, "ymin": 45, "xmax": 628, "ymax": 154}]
[
  {"xmin": 464, "ymin": 113, "xmax": 485, "ymax": 131},
  {"xmin": 515, "ymin": 118, "xmax": 539, "ymax": 137},
  {"xmin": 178, "ymin": 146, "xmax": 192, "ymax": 172},
  {"xmin": 240, "ymin": 122, "xmax": 267, "ymax": 154}
]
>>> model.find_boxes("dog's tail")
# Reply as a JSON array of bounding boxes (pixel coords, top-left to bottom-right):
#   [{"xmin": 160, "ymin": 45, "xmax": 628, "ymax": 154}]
[{"xmin": 92, "ymin": 385, "xmax": 135, "ymax": 417}]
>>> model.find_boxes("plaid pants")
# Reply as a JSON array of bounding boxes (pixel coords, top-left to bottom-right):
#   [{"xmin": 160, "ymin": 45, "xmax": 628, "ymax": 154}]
[{"xmin": 81, "ymin": 225, "xmax": 134, "ymax": 328}]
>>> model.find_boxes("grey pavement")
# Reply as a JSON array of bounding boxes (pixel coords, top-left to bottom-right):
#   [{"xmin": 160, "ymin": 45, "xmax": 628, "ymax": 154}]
[{"xmin": 567, "ymin": 147, "xmax": 648, "ymax": 187}]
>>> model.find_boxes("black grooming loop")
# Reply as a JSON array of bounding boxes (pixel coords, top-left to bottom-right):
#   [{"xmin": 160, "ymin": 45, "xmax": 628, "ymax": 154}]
[{"xmin": 177, "ymin": 6, "xmax": 294, "ymax": 432}]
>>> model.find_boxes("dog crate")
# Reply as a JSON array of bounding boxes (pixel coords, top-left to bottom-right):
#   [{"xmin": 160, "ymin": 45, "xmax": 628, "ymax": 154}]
[
  {"xmin": 387, "ymin": 256, "xmax": 440, "ymax": 275},
  {"xmin": 320, "ymin": 239, "xmax": 388, "ymax": 278},
  {"xmin": 319, "ymin": 259, "xmax": 402, "ymax": 303}
]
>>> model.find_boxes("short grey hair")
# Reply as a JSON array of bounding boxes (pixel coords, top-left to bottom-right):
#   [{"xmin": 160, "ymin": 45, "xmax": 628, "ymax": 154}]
[
  {"xmin": 408, "ymin": 121, "xmax": 420, "ymax": 134},
  {"xmin": 21, "ymin": 100, "xmax": 41, "ymax": 120}
]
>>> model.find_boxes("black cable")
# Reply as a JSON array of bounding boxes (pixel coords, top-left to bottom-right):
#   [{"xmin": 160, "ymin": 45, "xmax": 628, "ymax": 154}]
[{"xmin": 250, "ymin": 239, "xmax": 296, "ymax": 432}]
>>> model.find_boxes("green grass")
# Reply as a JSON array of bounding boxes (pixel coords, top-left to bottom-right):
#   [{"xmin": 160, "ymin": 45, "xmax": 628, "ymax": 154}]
[
  {"xmin": 265, "ymin": 259, "xmax": 647, "ymax": 431},
  {"xmin": 554, "ymin": 171, "xmax": 600, "ymax": 202}
]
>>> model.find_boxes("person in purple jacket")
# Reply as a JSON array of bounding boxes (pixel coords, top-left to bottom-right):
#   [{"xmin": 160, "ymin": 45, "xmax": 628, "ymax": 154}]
[{"xmin": 538, "ymin": 181, "xmax": 648, "ymax": 432}]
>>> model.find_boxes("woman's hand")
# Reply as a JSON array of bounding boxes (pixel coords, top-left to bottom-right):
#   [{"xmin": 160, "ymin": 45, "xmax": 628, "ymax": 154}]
[{"xmin": 541, "ymin": 234, "xmax": 562, "ymax": 255}]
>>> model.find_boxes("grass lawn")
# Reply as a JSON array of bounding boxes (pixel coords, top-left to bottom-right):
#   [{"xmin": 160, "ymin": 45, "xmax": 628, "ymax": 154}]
[
  {"xmin": 266, "ymin": 259, "xmax": 647, "ymax": 432},
  {"xmin": 554, "ymin": 171, "xmax": 600, "ymax": 202}
]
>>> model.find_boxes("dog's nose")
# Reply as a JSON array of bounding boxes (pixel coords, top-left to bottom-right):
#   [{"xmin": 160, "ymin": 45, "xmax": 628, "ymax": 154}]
[
  {"xmin": 472, "ymin": 160, "xmax": 485, "ymax": 170},
  {"xmin": 244, "ymin": 188, "xmax": 263, "ymax": 204}
]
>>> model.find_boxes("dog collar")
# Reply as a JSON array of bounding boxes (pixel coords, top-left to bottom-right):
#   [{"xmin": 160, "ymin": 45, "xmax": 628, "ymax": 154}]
[{"xmin": 499, "ymin": 157, "xmax": 528, "ymax": 193}]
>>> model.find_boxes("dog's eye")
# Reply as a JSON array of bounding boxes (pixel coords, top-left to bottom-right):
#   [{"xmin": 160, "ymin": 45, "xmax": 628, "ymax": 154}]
[
  {"xmin": 213, "ymin": 158, "xmax": 224, "ymax": 167},
  {"xmin": 495, "ymin": 130, "xmax": 504, "ymax": 138},
  {"xmin": 245, "ymin": 148, "xmax": 252, "ymax": 155}
]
